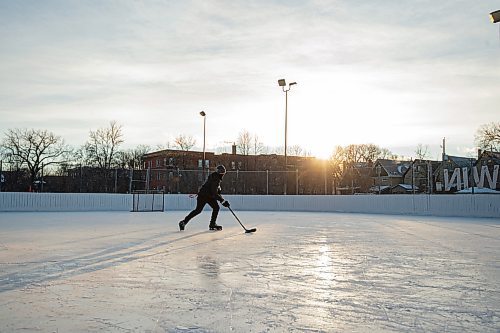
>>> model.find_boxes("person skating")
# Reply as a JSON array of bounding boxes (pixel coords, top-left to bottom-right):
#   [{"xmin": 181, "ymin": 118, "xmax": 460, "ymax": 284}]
[{"xmin": 179, "ymin": 165, "xmax": 230, "ymax": 231}]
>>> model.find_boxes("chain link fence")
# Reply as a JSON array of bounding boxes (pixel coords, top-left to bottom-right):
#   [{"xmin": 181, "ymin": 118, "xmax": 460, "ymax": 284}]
[
  {"xmin": 141, "ymin": 168, "xmax": 330, "ymax": 195},
  {"xmin": 0, "ymin": 166, "xmax": 331, "ymax": 195}
]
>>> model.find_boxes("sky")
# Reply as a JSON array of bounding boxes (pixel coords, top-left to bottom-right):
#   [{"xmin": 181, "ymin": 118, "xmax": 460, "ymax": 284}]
[{"xmin": 1, "ymin": 0, "xmax": 499, "ymax": 160}]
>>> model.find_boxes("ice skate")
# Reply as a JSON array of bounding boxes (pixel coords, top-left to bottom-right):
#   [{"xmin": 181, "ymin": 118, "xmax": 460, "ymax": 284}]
[
  {"xmin": 209, "ymin": 223, "xmax": 222, "ymax": 231},
  {"xmin": 179, "ymin": 220, "xmax": 186, "ymax": 231}
]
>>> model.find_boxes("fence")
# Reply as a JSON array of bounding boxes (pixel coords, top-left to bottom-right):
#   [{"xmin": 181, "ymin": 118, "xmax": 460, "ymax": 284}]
[
  {"xmin": 0, "ymin": 167, "xmax": 134, "ymax": 193},
  {"xmin": 1, "ymin": 164, "xmax": 498, "ymax": 195},
  {"xmin": 1, "ymin": 192, "xmax": 499, "ymax": 218},
  {"xmin": 143, "ymin": 168, "xmax": 330, "ymax": 195},
  {"xmin": 0, "ymin": 167, "xmax": 330, "ymax": 195}
]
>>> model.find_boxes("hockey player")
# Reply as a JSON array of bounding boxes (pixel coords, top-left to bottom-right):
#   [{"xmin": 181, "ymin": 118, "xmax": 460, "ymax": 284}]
[{"xmin": 179, "ymin": 165, "xmax": 230, "ymax": 231}]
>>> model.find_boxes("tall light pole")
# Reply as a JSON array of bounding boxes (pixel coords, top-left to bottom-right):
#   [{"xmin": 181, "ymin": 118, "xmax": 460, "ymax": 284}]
[
  {"xmin": 278, "ymin": 79, "xmax": 297, "ymax": 195},
  {"xmin": 200, "ymin": 111, "xmax": 206, "ymax": 179}
]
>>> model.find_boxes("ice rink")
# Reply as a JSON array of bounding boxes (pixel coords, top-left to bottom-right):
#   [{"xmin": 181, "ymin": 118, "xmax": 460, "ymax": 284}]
[{"xmin": 0, "ymin": 211, "xmax": 499, "ymax": 332}]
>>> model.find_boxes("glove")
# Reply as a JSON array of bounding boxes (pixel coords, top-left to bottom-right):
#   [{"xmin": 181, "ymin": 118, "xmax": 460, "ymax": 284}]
[{"xmin": 222, "ymin": 200, "xmax": 230, "ymax": 208}]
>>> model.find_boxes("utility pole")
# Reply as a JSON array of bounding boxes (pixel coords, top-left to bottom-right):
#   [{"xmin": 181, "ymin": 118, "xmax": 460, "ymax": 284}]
[{"xmin": 441, "ymin": 137, "xmax": 446, "ymax": 160}]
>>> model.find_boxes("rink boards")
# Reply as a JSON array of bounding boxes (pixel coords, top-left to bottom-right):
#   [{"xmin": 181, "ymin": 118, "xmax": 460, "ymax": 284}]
[{"xmin": 1, "ymin": 192, "xmax": 499, "ymax": 218}]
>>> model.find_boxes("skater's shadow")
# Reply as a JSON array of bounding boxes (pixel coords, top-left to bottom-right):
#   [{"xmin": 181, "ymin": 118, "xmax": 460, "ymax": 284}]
[{"xmin": 0, "ymin": 230, "xmax": 229, "ymax": 293}]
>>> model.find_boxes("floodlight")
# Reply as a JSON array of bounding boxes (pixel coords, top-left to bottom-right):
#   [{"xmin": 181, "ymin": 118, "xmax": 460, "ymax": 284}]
[
  {"xmin": 491, "ymin": 10, "xmax": 500, "ymax": 23},
  {"xmin": 289, "ymin": 82, "xmax": 297, "ymax": 86},
  {"xmin": 200, "ymin": 111, "xmax": 206, "ymax": 116},
  {"xmin": 278, "ymin": 79, "xmax": 286, "ymax": 87}
]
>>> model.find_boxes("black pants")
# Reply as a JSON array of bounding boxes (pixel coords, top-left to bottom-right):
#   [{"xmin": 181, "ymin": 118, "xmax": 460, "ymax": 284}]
[{"xmin": 184, "ymin": 194, "xmax": 220, "ymax": 225}]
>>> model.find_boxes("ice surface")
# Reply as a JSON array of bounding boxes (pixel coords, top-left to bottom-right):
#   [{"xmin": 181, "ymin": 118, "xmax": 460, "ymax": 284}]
[{"xmin": 0, "ymin": 211, "xmax": 499, "ymax": 332}]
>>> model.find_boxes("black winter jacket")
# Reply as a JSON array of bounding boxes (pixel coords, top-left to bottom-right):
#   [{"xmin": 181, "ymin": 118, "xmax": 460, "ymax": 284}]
[{"xmin": 198, "ymin": 172, "xmax": 224, "ymax": 202}]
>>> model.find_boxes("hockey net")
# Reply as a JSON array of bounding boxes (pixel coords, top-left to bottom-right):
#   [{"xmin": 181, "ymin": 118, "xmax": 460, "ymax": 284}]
[{"xmin": 131, "ymin": 190, "xmax": 165, "ymax": 212}]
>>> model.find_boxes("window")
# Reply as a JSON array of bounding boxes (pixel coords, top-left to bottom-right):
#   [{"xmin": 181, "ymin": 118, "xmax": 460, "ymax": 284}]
[
  {"xmin": 231, "ymin": 162, "xmax": 236, "ymax": 170},
  {"xmin": 198, "ymin": 160, "xmax": 203, "ymax": 168}
]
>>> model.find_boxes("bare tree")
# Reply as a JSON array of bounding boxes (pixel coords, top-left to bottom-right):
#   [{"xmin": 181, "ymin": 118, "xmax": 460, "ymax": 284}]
[
  {"xmin": 329, "ymin": 146, "xmax": 347, "ymax": 194},
  {"xmin": 379, "ymin": 148, "xmax": 397, "ymax": 159},
  {"xmin": 84, "ymin": 121, "xmax": 124, "ymax": 169},
  {"xmin": 328, "ymin": 143, "xmax": 396, "ymax": 193},
  {"xmin": 237, "ymin": 130, "xmax": 252, "ymax": 155},
  {"xmin": 359, "ymin": 144, "xmax": 381, "ymax": 162},
  {"xmin": 290, "ymin": 145, "xmax": 309, "ymax": 157},
  {"xmin": 415, "ymin": 144, "xmax": 430, "ymax": 159},
  {"xmin": 117, "ymin": 144, "xmax": 151, "ymax": 169},
  {"xmin": 130, "ymin": 144, "xmax": 151, "ymax": 169},
  {"xmin": 475, "ymin": 122, "xmax": 500, "ymax": 152},
  {"xmin": 0, "ymin": 128, "xmax": 69, "ymax": 184},
  {"xmin": 344, "ymin": 144, "xmax": 365, "ymax": 164},
  {"xmin": 252, "ymin": 134, "xmax": 265, "ymax": 155},
  {"xmin": 156, "ymin": 141, "xmax": 172, "ymax": 151},
  {"xmin": 174, "ymin": 134, "xmax": 196, "ymax": 151},
  {"xmin": 274, "ymin": 146, "xmax": 285, "ymax": 155},
  {"xmin": 331, "ymin": 144, "xmax": 395, "ymax": 165}
]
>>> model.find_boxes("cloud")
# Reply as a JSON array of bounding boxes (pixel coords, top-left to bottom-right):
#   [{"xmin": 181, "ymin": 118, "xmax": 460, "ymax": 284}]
[{"xmin": 0, "ymin": 0, "xmax": 498, "ymax": 158}]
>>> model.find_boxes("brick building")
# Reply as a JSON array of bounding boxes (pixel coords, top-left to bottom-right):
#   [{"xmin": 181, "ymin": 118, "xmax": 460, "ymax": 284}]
[{"xmin": 142, "ymin": 148, "xmax": 332, "ymax": 195}]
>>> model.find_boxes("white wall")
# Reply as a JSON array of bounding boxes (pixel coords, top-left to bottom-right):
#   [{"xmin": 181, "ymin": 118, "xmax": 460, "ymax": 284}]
[
  {"xmin": 0, "ymin": 193, "xmax": 130, "ymax": 212},
  {"xmin": 168, "ymin": 194, "xmax": 500, "ymax": 218},
  {"xmin": 0, "ymin": 192, "xmax": 499, "ymax": 218}
]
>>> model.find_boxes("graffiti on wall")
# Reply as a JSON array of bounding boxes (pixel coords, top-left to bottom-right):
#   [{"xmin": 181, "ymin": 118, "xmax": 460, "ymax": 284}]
[{"xmin": 444, "ymin": 165, "xmax": 499, "ymax": 191}]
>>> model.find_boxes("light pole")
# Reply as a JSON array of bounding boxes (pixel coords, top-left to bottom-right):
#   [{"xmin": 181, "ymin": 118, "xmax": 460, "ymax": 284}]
[
  {"xmin": 278, "ymin": 79, "xmax": 297, "ymax": 195},
  {"xmin": 200, "ymin": 111, "xmax": 206, "ymax": 179}
]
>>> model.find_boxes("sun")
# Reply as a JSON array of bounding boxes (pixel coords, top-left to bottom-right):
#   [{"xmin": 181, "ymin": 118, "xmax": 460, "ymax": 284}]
[{"xmin": 311, "ymin": 147, "xmax": 332, "ymax": 160}]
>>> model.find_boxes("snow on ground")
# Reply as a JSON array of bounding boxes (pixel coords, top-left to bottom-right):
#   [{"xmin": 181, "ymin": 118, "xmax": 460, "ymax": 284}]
[{"xmin": 0, "ymin": 211, "xmax": 498, "ymax": 332}]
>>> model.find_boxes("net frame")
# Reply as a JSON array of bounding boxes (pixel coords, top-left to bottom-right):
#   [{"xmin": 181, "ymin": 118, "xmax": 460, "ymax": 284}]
[{"xmin": 131, "ymin": 190, "xmax": 165, "ymax": 212}]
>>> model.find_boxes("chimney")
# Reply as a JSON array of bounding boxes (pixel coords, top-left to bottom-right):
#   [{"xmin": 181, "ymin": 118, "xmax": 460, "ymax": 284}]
[{"xmin": 232, "ymin": 144, "xmax": 237, "ymax": 155}]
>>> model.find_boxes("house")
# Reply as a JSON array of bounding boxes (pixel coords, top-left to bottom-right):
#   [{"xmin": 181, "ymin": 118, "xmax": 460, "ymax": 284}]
[
  {"xmin": 401, "ymin": 159, "xmax": 441, "ymax": 194},
  {"xmin": 434, "ymin": 155, "xmax": 476, "ymax": 193},
  {"xmin": 473, "ymin": 150, "xmax": 500, "ymax": 191},
  {"xmin": 336, "ymin": 162, "xmax": 373, "ymax": 194},
  {"xmin": 392, "ymin": 184, "xmax": 419, "ymax": 194},
  {"xmin": 370, "ymin": 159, "xmax": 411, "ymax": 194},
  {"xmin": 411, "ymin": 150, "xmax": 498, "ymax": 193}
]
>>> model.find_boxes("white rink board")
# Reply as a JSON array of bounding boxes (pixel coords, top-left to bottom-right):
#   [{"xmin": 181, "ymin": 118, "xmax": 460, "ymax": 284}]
[
  {"xmin": 0, "ymin": 192, "xmax": 130, "ymax": 211},
  {"xmin": 1, "ymin": 192, "xmax": 499, "ymax": 218}
]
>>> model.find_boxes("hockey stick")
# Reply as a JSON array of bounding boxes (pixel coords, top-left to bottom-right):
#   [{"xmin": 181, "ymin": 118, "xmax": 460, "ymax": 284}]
[{"xmin": 227, "ymin": 206, "xmax": 256, "ymax": 233}]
